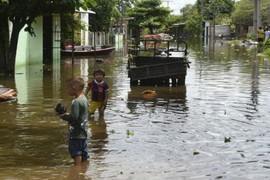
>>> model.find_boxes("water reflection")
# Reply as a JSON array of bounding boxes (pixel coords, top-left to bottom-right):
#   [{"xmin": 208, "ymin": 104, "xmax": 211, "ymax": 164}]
[
  {"xmin": 67, "ymin": 161, "xmax": 90, "ymax": 179},
  {"xmin": 15, "ymin": 64, "xmax": 44, "ymax": 105},
  {"xmin": 127, "ymin": 85, "xmax": 187, "ymax": 115},
  {"xmin": 249, "ymin": 60, "xmax": 259, "ymax": 119},
  {"xmin": 2, "ymin": 41, "xmax": 270, "ymax": 179},
  {"xmin": 89, "ymin": 116, "xmax": 108, "ymax": 154}
]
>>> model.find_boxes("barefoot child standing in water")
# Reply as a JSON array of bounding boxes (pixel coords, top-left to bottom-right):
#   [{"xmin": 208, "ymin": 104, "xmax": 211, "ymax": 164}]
[
  {"xmin": 85, "ymin": 68, "xmax": 109, "ymax": 118},
  {"xmin": 57, "ymin": 77, "xmax": 89, "ymax": 166}
]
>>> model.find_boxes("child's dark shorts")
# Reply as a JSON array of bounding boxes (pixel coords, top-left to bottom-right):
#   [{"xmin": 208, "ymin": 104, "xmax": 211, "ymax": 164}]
[{"xmin": 68, "ymin": 138, "xmax": 89, "ymax": 160}]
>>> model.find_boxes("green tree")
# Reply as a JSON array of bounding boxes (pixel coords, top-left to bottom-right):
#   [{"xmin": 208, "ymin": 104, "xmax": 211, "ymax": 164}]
[
  {"xmin": 196, "ymin": 0, "xmax": 234, "ymax": 21},
  {"xmin": 230, "ymin": 0, "xmax": 253, "ymax": 28},
  {"xmin": 61, "ymin": 13, "xmax": 86, "ymax": 46},
  {"xmin": 0, "ymin": 0, "xmax": 81, "ymax": 75},
  {"xmin": 127, "ymin": 0, "xmax": 171, "ymax": 37},
  {"xmin": 180, "ymin": 4, "xmax": 202, "ymax": 37},
  {"xmin": 116, "ymin": 0, "xmax": 135, "ymax": 15},
  {"xmin": 87, "ymin": 0, "xmax": 120, "ymax": 32},
  {"xmin": 60, "ymin": 0, "xmax": 96, "ymax": 46},
  {"xmin": 230, "ymin": 0, "xmax": 270, "ymax": 28},
  {"xmin": 162, "ymin": 14, "xmax": 181, "ymax": 35}
]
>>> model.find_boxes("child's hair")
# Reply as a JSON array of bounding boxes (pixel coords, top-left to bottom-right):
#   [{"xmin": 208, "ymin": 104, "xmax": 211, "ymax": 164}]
[
  {"xmin": 66, "ymin": 76, "xmax": 85, "ymax": 90},
  {"xmin": 93, "ymin": 68, "xmax": 105, "ymax": 77}
]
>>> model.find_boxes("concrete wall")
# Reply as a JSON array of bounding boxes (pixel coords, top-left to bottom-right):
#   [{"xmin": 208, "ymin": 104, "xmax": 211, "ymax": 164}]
[
  {"xmin": 15, "ymin": 16, "xmax": 43, "ymax": 73},
  {"xmin": 14, "ymin": 16, "xmax": 43, "ymax": 104},
  {"xmin": 13, "ymin": 15, "xmax": 61, "ymax": 104},
  {"xmin": 215, "ymin": 25, "xmax": 230, "ymax": 37},
  {"xmin": 205, "ymin": 23, "xmax": 231, "ymax": 38},
  {"xmin": 15, "ymin": 15, "xmax": 61, "ymax": 73}
]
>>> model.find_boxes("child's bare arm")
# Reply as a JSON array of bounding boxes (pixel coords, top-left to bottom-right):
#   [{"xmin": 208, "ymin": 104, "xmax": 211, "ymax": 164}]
[
  {"xmin": 103, "ymin": 89, "xmax": 109, "ymax": 106},
  {"xmin": 85, "ymin": 86, "xmax": 90, "ymax": 96}
]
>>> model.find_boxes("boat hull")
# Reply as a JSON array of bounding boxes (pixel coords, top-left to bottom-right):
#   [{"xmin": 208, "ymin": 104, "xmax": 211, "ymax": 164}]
[{"xmin": 61, "ymin": 47, "xmax": 115, "ymax": 56}]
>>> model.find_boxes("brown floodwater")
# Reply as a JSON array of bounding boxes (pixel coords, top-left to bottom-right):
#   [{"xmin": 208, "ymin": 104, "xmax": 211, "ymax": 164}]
[{"xmin": 1, "ymin": 41, "xmax": 270, "ymax": 179}]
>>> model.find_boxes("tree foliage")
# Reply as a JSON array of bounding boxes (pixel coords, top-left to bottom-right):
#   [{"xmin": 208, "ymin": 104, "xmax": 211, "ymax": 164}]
[
  {"xmin": 180, "ymin": 4, "xmax": 202, "ymax": 36},
  {"xmin": 162, "ymin": 14, "xmax": 181, "ymax": 34},
  {"xmin": 61, "ymin": 0, "xmax": 96, "ymax": 45},
  {"xmin": 230, "ymin": 0, "xmax": 270, "ymax": 27},
  {"xmin": 230, "ymin": 0, "xmax": 253, "ymax": 27},
  {"xmin": 127, "ymin": 0, "xmax": 171, "ymax": 34},
  {"xmin": 116, "ymin": 0, "xmax": 135, "ymax": 15},
  {"xmin": 87, "ymin": 0, "xmax": 121, "ymax": 32},
  {"xmin": 196, "ymin": 0, "xmax": 234, "ymax": 21}
]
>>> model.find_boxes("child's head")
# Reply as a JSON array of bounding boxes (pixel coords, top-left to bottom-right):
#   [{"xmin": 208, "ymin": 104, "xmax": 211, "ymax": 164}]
[
  {"xmin": 93, "ymin": 68, "xmax": 105, "ymax": 82},
  {"xmin": 93, "ymin": 68, "xmax": 105, "ymax": 77},
  {"xmin": 66, "ymin": 76, "xmax": 85, "ymax": 96}
]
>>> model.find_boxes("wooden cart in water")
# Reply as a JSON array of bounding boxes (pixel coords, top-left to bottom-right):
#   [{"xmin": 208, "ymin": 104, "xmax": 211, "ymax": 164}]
[{"xmin": 127, "ymin": 39, "xmax": 190, "ymax": 86}]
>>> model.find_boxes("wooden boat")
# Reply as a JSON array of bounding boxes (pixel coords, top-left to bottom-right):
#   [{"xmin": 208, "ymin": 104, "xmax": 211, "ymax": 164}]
[
  {"xmin": 0, "ymin": 96, "xmax": 17, "ymax": 103},
  {"xmin": 61, "ymin": 45, "xmax": 115, "ymax": 56},
  {"xmin": 127, "ymin": 39, "xmax": 190, "ymax": 86}
]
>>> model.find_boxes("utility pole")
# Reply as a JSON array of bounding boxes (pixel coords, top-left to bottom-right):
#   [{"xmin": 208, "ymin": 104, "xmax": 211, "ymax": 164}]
[
  {"xmin": 253, "ymin": 0, "xmax": 262, "ymax": 33},
  {"xmin": 163, "ymin": 0, "xmax": 172, "ymax": 7}
]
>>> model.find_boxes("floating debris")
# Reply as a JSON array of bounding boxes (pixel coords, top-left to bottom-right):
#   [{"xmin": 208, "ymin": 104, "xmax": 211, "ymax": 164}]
[
  {"xmin": 224, "ymin": 137, "xmax": 231, "ymax": 143},
  {"xmin": 142, "ymin": 90, "xmax": 156, "ymax": 101},
  {"xmin": 127, "ymin": 129, "xmax": 134, "ymax": 136}
]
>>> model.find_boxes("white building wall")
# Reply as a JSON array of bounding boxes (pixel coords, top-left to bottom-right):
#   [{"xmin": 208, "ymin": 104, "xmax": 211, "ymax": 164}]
[
  {"xmin": 115, "ymin": 34, "xmax": 123, "ymax": 51},
  {"xmin": 215, "ymin": 25, "xmax": 230, "ymax": 37},
  {"xmin": 80, "ymin": 12, "xmax": 89, "ymax": 46}
]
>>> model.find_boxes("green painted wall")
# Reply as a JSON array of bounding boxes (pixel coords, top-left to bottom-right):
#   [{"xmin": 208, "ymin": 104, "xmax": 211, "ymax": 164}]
[
  {"xmin": 14, "ymin": 16, "xmax": 43, "ymax": 103},
  {"xmin": 15, "ymin": 16, "xmax": 43, "ymax": 73}
]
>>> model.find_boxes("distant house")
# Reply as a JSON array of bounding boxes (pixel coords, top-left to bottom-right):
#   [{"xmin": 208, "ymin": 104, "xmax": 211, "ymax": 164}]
[
  {"xmin": 204, "ymin": 22, "xmax": 231, "ymax": 38},
  {"xmin": 215, "ymin": 25, "xmax": 230, "ymax": 37},
  {"xmin": 78, "ymin": 8, "xmax": 113, "ymax": 49}
]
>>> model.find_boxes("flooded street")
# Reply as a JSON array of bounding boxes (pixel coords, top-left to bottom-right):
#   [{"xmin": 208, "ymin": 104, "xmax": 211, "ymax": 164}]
[{"xmin": 1, "ymin": 41, "xmax": 270, "ymax": 179}]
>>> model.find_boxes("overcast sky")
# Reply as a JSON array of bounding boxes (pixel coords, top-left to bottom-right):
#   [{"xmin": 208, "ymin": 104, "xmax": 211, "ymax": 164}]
[{"xmin": 161, "ymin": 0, "xmax": 197, "ymax": 15}]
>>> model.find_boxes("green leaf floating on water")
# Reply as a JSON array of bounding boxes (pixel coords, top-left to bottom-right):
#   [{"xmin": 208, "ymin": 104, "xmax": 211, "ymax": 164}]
[
  {"xmin": 127, "ymin": 129, "xmax": 134, "ymax": 136},
  {"xmin": 110, "ymin": 129, "xmax": 116, "ymax": 134},
  {"xmin": 224, "ymin": 137, "xmax": 231, "ymax": 143}
]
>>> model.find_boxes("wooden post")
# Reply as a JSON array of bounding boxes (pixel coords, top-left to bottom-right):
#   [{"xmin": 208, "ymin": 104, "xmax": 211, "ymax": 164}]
[{"xmin": 71, "ymin": 28, "xmax": 74, "ymax": 64}]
